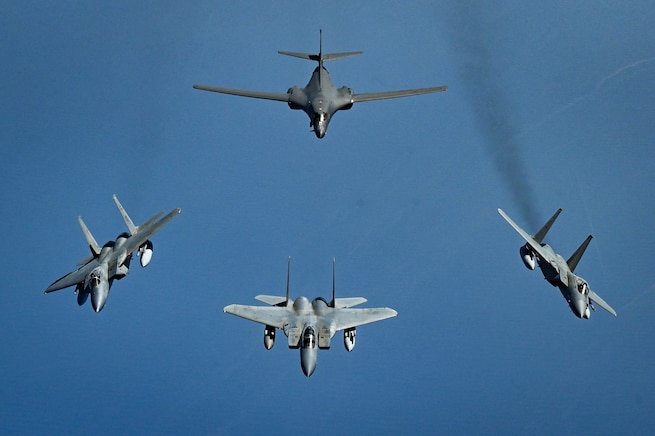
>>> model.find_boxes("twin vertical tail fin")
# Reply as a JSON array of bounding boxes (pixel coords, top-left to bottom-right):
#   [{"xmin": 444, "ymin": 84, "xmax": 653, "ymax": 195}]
[
  {"xmin": 278, "ymin": 29, "xmax": 363, "ymax": 66},
  {"xmin": 285, "ymin": 256, "xmax": 291, "ymax": 306},
  {"xmin": 78, "ymin": 216, "xmax": 100, "ymax": 258},
  {"xmin": 533, "ymin": 208, "xmax": 563, "ymax": 244},
  {"xmin": 567, "ymin": 235, "xmax": 593, "ymax": 272},
  {"xmin": 330, "ymin": 258, "xmax": 336, "ymax": 308},
  {"xmin": 113, "ymin": 194, "xmax": 137, "ymax": 235}
]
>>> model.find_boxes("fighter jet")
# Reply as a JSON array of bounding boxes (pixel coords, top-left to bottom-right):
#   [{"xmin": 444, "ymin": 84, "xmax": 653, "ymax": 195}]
[
  {"xmin": 193, "ymin": 30, "xmax": 447, "ymax": 138},
  {"xmin": 45, "ymin": 195, "xmax": 181, "ymax": 313},
  {"xmin": 498, "ymin": 208, "xmax": 616, "ymax": 319},
  {"xmin": 223, "ymin": 258, "xmax": 397, "ymax": 377}
]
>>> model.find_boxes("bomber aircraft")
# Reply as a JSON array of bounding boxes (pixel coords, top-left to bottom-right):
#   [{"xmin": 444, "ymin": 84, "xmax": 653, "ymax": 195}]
[
  {"xmin": 45, "ymin": 195, "xmax": 181, "ymax": 313},
  {"xmin": 223, "ymin": 258, "xmax": 398, "ymax": 376},
  {"xmin": 498, "ymin": 208, "xmax": 616, "ymax": 319},
  {"xmin": 193, "ymin": 30, "xmax": 447, "ymax": 138}
]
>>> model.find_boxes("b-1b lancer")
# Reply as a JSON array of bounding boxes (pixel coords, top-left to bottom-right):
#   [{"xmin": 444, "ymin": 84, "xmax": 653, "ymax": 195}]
[
  {"xmin": 193, "ymin": 30, "xmax": 447, "ymax": 138},
  {"xmin": 45, "ymin": 195, "xmax": 181, "ymax": 313},
  {"xmin": 498, "ymin": 208, "xmax": 616, "ymax": 319},
  {"xmin": 223, "ymin": 258, "xmax": 397, "ymax": 377}
]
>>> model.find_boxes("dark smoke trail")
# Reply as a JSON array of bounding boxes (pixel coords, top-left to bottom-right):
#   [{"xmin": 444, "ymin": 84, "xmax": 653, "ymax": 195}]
[{"xmin": 443, "ymin": 4, "xmax": 540, "ymax": 228}]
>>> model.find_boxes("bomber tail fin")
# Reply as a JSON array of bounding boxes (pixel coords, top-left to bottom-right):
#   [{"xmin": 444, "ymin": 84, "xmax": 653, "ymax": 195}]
[
  {"xmin": 78, "ymin": 216, "xmax": 100, "ymax": 257},
  {"xmin": 533, "ymin": 208, "xmax": 563, "ymax": 244},
  {"xmin": 567, "ymin": 235, "xmax": 593, "ymax": 272},
  {"xmin": 278, "ymin": 30, "xmax": 362, "ymax": 66}
]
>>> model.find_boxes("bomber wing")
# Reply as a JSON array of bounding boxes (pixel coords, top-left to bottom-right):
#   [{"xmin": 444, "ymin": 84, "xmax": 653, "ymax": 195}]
[
  {"xmin": 352, "ymin": 86, "xmax": 447, "ymax": 103},
  {"xmin": 45, "ymin": 261, "xmax": 96, "ymax": 294},
  {"xmin": 331, "ymin": 307, "xmax": 397, "ymax": 331},
  {"xmin": 589, "ymin": 289, "xmax": 617, "ymax": 317},
  {"xmin": 193, "ymin": 85, "xmax": 290, "ymax": 102},
  {"xmin": 498, "ymin": 208, "xmax": 555, "ymax": 263},
  {"xmin": 120, "ymin": 207, "xmax": 181, "ymax": 256},
  {"xmin": 224, "ymin": 304, "xmax": 289, "ymax": 329}
]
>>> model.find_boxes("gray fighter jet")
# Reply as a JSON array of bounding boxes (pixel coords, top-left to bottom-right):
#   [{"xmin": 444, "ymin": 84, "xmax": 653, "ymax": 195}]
[
  {"xmin": 498, "ymin": 208, "xmax": 616, "ymax": 319},
  {"xmin": 223, "ymin": 258, "xmax": 397, "ymax": 376},
  {"xmin": 45, "ymin": 195, "xmax": 181, "ymax": 312},
  {"xmin": 193, "ymin": 30, "xmax": 447, "ymax": 138}
]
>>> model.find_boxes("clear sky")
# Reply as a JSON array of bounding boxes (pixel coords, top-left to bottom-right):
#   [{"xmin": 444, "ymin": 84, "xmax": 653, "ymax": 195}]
[{"xmin": 2, "ymin": 1, "xmax": 654, "ymax": 434}]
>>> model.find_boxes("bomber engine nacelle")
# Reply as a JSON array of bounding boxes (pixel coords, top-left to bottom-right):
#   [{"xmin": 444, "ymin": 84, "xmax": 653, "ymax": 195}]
[
  {"xmin": 287, "ymin": 87, "xmax": 307, "ymax": 110},
  {"xmin": 344, "ymin": 327, "xmax": 356, "ymax": 352},
  {"xmin": 139, "ymin": 240, "xmax": 153, "ymax": 267},
  {"xmin": 264, "ymin": 325, "xmax": 276, "ymax": 350},
  {"xmin": 520, "ymin": 244, "xmax": 536, "ymax": 270}
]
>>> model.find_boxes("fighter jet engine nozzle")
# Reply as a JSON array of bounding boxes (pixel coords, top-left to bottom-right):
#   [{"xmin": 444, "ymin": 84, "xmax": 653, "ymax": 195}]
[
  {"xmin": 344, "ymin": 327, "xmax": 356, "ymax": 352},
  {"xmin": 139, "ymin": 240, "xmax": 153, "ymax": 267},
  {"xmin": 264, "ymin": 325, "xmax": 276, "ymax": 350},
  {"xmin": 520, "ymin": 244, "xmax": 536, "ymax": 270}
]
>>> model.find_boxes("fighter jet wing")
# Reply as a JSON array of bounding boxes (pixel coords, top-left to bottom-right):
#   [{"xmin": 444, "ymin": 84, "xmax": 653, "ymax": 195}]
[
  {"xmin": 352, "ymin": 86, "xmax": 447, "ymax": 103},
  {"xmin": 45, "ymin": 261, "xmax": 96, "ymax": 294},
  {"xmin": 498, "ymin": 208, "xmax": 554, "ymax": 263},
  {"xmin": 224, "ymin": 304, "xmax": 290, "ymax": 329},
  {"xmin": 588, "ymin": 289, "xmax": 617, "ymax": 316},
  {"xmin": 331, "ymin": 307, "xmax": 397, "ymax": 331},
  {"xmin": 120, "ymin": 207, "xmax": 181, "ymax": 256},
  {"xmin": 193, "ymin": 85, "xmax": 290, "ymax": 102}
]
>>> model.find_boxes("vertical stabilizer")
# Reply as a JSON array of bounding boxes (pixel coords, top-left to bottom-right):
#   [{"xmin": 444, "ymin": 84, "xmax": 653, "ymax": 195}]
[
  {"xmin": 533, "ymin": 208, "xmax": 563, "ymax": 244},
  {"xmin": 113, "ymin": 194, "xmax": 137, "ymax": 235},
  {"xmin": 330, "ymin": 257, "xmax": 336, "ymax": 308},
  {"xmin": 567, "ymin": 235, "xmax": 593, "ymax": 272},
  {"xmin": 78, "ymin": 216, "xmax": 100, "ymax": 257},
  {"xmin": 285, "ymin": 256, "xmax": 291, "ymax": 306}
]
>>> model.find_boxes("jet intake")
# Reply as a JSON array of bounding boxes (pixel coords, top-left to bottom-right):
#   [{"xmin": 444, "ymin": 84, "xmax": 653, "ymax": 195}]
[
  {"xmin": 139, "ymin": 240, "xmax": 153, "ymax": 267},
  {"xmin": 344, "ymin": 327, "xmax": 356, "ymax": 352},
  {"xmin": 264, "ymin": 325, "xmax": 275, "ymax": 350},
  {"xmin": 520, "ymin": 244, "xmax": 536, "ymax": 270}
]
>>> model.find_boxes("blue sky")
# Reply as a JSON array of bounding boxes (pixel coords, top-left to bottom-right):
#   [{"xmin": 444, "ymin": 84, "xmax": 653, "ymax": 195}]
[{"xmin": 2, "ymin": 1, "xmax": 655, "ymax": 434}]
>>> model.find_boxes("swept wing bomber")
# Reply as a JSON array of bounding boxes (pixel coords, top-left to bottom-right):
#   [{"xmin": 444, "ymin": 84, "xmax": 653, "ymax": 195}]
[
  {"xmin": 223, "ymin": 258, "xmax": 397, "ymax": 376},
  {"xmin": 498, "ymin": 208, "xmax": 616, "ymax": 319},
  {"xmin": 194, "ymin": 30, "xmax": 447, "ymax": 138},
  {"xmin": 45, "ymin": 195, "xmax": 181, "ymax": 312}
]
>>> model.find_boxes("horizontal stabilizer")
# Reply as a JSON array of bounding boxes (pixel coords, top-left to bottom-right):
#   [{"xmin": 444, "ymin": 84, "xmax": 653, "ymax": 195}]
[
  {"xmin": 334, "ymin": 297, "xmax": 367, "ymax": 308},
  {"xmin": 255, "ymin": 295, "xmax": 288, "ymax": 306},
  {"xmin": 278, "ymin": 50, "xmax": 363, "ymax": 62}
]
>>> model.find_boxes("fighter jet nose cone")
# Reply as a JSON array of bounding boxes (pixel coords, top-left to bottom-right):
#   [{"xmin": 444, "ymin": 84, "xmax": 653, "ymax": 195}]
[
  {"xmin": 302, "ymin": 363, "xmax": 316, "ymax": 377},
  {"xmin": 573, "ymin": 299, "xmax": 586, "ymax": 319},
  {"xmin": 91, "ymin": 292, "xmax": 106, "ymax": 313}
]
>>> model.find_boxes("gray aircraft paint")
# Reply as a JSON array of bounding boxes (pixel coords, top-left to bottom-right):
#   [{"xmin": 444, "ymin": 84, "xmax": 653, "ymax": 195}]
[
  {"xmin": 45, "ymin": 195, "xmax": 181, "ymax": 313},
  {"xmin": 498, "ymin": 208, "xmax": 616, "ymax": 319},
  {"xmin": 193, "ymin": 30, "xmax": 447, "ymax": 138},
  {"xmin": 223, "ymin": 258, "xmax": 397, "ymax": 376}
]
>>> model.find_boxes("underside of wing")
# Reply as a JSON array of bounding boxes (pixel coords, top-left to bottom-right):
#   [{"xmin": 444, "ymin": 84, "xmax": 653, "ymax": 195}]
[
  {"xmin": 589, "ymin": 289, "xmax": 617, "ymax": 316},
  {"xmin": 352, "ymin": 86, "xmax": 447, "ymax": 103},
  {"xmin": 498, "ymin": 208, "xmax": 553, "ymax": 263},
  {"xmin": 223, "ymin": 304, "xmax": 289, "ymax": 329},
  {"xmin": 193, "ymin": 85, "xmax": 290, "ymax": 102},
  {"xmin": 45, "ymin": 262, "xmax": 95, "ymax": 293},
  {"xmin": 332, "ymin": 307, "xmax": 397, "ymax": 331}
]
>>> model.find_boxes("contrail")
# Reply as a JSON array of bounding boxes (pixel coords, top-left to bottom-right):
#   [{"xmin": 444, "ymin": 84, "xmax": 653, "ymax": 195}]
[{"xmin": 443, "ymin": 4, "xmax": 540, "ymax": 228}]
